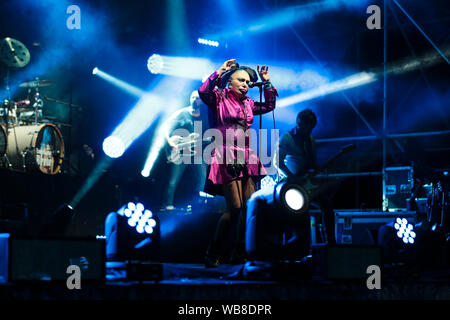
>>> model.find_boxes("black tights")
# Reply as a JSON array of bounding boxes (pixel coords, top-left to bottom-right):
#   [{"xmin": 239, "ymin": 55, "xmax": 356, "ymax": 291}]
[{"xmin": 208, "ymin": 177, "xmax": 256, "ymax": 256}]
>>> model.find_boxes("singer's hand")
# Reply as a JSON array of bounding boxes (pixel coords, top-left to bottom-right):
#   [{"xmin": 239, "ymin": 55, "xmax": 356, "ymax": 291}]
[
  {"xmin": 217, "ymin": 59, "xmax": 237, "ymax": 76},
  {"xmin": 257, "ymin": 65, "xmax": 270, "ymax": 81}
]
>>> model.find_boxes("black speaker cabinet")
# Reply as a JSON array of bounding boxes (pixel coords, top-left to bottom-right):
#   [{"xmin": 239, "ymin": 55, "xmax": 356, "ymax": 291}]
[
  {"xmin": 0, "ymin": 233, "xmax": 105, "ymax": 283},
  {"xmin": 312, "ymin": 244, "xmax": 382, "ymax": 280}
]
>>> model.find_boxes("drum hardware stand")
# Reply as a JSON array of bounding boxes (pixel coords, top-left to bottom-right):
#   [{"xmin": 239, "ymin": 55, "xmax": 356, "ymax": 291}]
[
  {"xmin": 32, "ymin": 78, "xmax": 44, "ymax": 125},
  {"xmin": 20, "ymin": 147, "xmax": 34, "ymax": 172},
  {"xmin": 21, "ymin": 150, "xmax": 27, "ymax": 171},
  {"xmin": 1, "ymin": 154, "xmax": 12, "ymax": 169},
  {"xmin": 2, "ymin": 71, "xmax": 13, "ymax": 131},
  {"xmin": 42, "ymin": 95, "xmax": 80, "ymax": 175}
]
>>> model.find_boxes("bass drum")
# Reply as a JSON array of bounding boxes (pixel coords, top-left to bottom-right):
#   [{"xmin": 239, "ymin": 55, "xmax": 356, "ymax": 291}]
[
  {"xmin": 6, "ymin": 123, "xmax": 64, "ymax": 174},
  {"xmin": 0, "ymin": 124, "xmax": 6, "ymax": 157}
]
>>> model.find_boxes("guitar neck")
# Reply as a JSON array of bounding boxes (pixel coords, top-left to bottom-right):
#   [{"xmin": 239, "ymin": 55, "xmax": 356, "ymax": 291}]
[{"xmin": 306, "ymin": 146, "xmax": 355, "ymax": 179}]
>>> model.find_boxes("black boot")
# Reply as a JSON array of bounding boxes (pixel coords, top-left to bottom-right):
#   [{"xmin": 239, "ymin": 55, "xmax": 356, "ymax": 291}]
[
  {"xmin": 230, "ymin": 242, "xmax": 247, "ymax": 265},
  {"xmin": 205, "ymin": 243, "xmax": 221, "ymax": 268}
]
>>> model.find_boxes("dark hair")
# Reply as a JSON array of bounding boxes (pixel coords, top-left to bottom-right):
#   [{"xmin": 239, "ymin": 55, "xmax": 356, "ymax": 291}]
[
  {"xmin": 296, "ymin": 108, "xmax": 317, "ymax": 127},
  {"xmin": 219, "ymin": 63, "xmax": 258, "ymax": 89}
]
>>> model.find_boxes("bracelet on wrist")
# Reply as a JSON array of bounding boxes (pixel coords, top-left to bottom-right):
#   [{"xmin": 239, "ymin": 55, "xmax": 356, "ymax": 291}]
[{"xmin": 264, "ymin": 81, "xmax": 273, "ymax": 89}]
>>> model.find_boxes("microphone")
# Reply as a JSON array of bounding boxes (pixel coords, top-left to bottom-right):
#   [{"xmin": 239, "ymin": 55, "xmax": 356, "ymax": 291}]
[{"xmin": 248, "ymin": 81, "xmax": 264, "ymax": 88}]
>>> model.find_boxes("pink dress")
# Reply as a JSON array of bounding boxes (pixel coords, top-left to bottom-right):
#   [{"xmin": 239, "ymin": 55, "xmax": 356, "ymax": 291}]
[{"xmin": 198, "ymin": 71, "xmax": 278, "ymax": 195}]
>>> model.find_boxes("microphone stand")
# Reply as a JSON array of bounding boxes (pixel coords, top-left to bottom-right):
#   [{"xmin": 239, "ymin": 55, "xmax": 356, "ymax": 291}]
[{"xmin": 257, "ymin": 84, "xmax": 263, "ymax": 190}]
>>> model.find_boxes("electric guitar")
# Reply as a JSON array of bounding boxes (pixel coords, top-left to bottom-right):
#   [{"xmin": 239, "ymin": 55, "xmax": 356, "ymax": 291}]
[
  {"xmin": 262, "ymin": 144, "xmax": 356, "ymax": 193},
  {"xmin": 294, "ymin": 144, "xmax": 356, "ymax": 195},
  {"xmin": 166, "ymin": 132, "xmax": 213, "ymax": 164}
]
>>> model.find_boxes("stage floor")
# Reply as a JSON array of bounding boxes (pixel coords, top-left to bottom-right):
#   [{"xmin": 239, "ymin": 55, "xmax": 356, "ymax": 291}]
[{"xmin": 1, "ymin": 262, "xmax": 449, "ymax": 300}]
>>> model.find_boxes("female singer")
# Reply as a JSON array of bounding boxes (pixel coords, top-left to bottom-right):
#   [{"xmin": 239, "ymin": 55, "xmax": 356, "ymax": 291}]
[{"xmin": 198, "ymin": 59, "xmax": 278, "ymax": 267}]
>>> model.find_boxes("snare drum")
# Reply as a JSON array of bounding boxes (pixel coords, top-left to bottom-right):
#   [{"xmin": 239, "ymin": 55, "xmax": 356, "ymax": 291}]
[
  {"xmin": 0, "ymin": 124, "xmax": 6, "ymax": 157},
  {"xmin": 6, "ymin": 123, "xmax": 64, "ymax": 174}
]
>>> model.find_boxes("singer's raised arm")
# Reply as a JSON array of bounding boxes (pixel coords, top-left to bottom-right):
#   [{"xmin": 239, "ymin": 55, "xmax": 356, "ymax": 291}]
[
  {"xmin": 252, "ymin": 82, "xmax": 278, "ymax": 115},
  {"xmin": 198, "ymin": 71, "xmax": 221, "ymax": 108}
]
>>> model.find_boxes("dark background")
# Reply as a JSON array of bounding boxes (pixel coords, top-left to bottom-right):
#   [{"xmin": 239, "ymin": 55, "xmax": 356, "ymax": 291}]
[{"xmin": 0, "ymin": 0, "xmax": 448, "ymax": 237}]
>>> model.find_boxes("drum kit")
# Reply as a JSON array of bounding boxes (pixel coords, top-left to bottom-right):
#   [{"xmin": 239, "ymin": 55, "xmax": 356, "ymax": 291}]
[{"xmin": 1, "ymin": 37, "xmax": 65, "ymax": 175}]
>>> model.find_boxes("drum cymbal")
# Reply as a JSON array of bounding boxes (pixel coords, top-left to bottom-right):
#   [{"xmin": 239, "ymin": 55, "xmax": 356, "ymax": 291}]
[
  {"xmin": 19, "ymin": 79, "xmax": 54, "ymax": 88},
  {"xmin": 0, "ymin": 37, "xmax": 30, "ymax": 68}
]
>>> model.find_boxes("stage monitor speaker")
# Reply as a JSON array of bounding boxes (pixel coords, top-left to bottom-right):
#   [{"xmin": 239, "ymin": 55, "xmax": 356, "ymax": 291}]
[
  {"xmin": 312, "ymin": 244, "xmax": 382, "ymax": 280},
  {"xmin": 0, "ymin": 233, "xmax": 105, "ymax": 283}
]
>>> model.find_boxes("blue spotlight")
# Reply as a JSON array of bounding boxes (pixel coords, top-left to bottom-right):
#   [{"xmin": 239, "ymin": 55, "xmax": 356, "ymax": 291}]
[
  {"xmin": 145, "ymin": 226, "xmax": 153, "ymax": 234},
  {"xmin": 394, "ymin": 217, "xmax": 416, "ymax": 244},
  {"xmin": 92, "ymin": 67, "xmax": 145, "ymax": 97},
  {"xmin": 197, "ymin": 38, "xmax": 219, "ymax": 47},
  {"xmin": 116, "ymin": 201, "xmax": 157, "ymax": 235},
  {"xmin": 147, "ymin": 219, "xmax": 157, "ymax": 228},
  {"xmin": 124, "ymin": 208, "xmax": 132, "ymax": 218},
  {"xmin": 144, "ymin": 209, "xmax": 152, "ymax": 218},
  {"xmin": 128, "ymin": 219, "xmax": 137, "ymax": 227},
  {"xmin": 284, "ymin": 188, "xmax": 306, "ymax": 211},
  {"xmin": 127, "ymin": 202, "xmax": 136, "ymax": 211},
  {"xmin": 102, "ymin": 136, "xmax": 125, "ymax": 158},
  {"xmin": 147, "ymin": 54, "xmax": 164, "ymax": 74},
  {"xmin": 136, "ymin": 202, "xmax": 145, "ymax": 212},
  {"xmin": 145, "ymin": 53, "xmax": 215, "ymax": 80},
  {"xmin": 277, "ymin": 71, "xmax": 377, "ymax": 108},
  {"xmin": 105, "ymin": 201, "xmax": 160, "ymax": 260}
]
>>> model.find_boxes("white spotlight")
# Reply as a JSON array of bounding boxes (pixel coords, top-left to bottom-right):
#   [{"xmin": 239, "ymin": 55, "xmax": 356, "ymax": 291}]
[
  {"xmin": 102, "ymin": 136, "xmax": 125, "ymax": 158},
  {"xmin": 197, "ymin": 37, "xmax": 219, "ymax": 47},
  {"xmin": 274, "ymin": 181, "xmax": 309, "ymax": 214},
  {"xmin": 284, "ymin": 188, "xmax": 305, "ymax": 211},
  {"xmin": 147, "ymin": 54, "xmax": 164, "ymax": 74}
]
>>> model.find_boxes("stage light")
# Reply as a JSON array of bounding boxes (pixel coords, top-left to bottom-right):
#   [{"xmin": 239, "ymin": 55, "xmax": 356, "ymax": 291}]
[
  {"xmin": 246, "ymin": 180, "xmax": 311, "ymax": 261},
  {"xmin": 148, "ymin": 219, "xmax": 157, "ymax": 228},
  {"xmin": 92, "ymin": 67, "xmax": 145, "ymax": 97},
  {"xmin": 121, "ymin": 203, "xmax": 157, "ymax": 236},
  {"xmin": 128, "ymin": 202, "xmax": 136, "ymax": 211},
  {"xmin": 274, "ymin": 181, "xmax": 309, "ymax": 215},
  {"xmin": 197, "ymin": 38, "xmax": 219, "ymax": 47},
  {"xmin": 144, "ymin": 209, "xmax": 152, "ymax": 218},
  {"xmin": 394, "ymin": 217, "xmax": 416, "ymax": 245},
  {"xmin": 147, "ymin": 54, "xmax": 164, "ymax": 74},
  {"xmin": 146, "ymin": 53, "xmax": 215, "ymax": 80},
  {"xmin": 277, "ymin": 71, "xmax": 377, "ymax": 108},
  {"xmin": 39, "ymin": 203, "xmax": 76, "ymax": 236},
  {"xmin": 140, "ymin": 84, "xmax": 191, "ymax": 178},
  {"xmin": 93, "ymin": 72, "xmax": 169, "ymax": 160},
  {"xmin": 284, "ymin": 188, "xmax": 305, "ymax": 211},
  {"xmin": 208, "ymin": 1, "xmax": 369, "ymax": 40},
  {"xmin": 145, "ymin": 226, "xmax": 153, "ymax": 234},
  {"xmin": 102, "ymin": 136, "xmax": 125, "ymax": 158},
  {"xmin": 136, "ymin": 203, "xmax": 145, "ymax": 212},
  {"xmin": 124, "ymin": 208, "xmax": 132, "ymax": 217},
  {"xmin": 105, "ymin": 203, "xmax": 160, "ymax": 261},
  {"xmin": 277, "ymin": 49, "xmax": 449, "ymax": 108}
]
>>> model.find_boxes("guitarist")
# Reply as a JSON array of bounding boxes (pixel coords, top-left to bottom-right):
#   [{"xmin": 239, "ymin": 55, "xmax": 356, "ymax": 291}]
[
  {"xmin": 161, "ymin": 90, "xmax": 210, "ymax": 210},
  {"xmin": 278, "ymin": 109, "xmax": 336, "ymax": 244}
]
